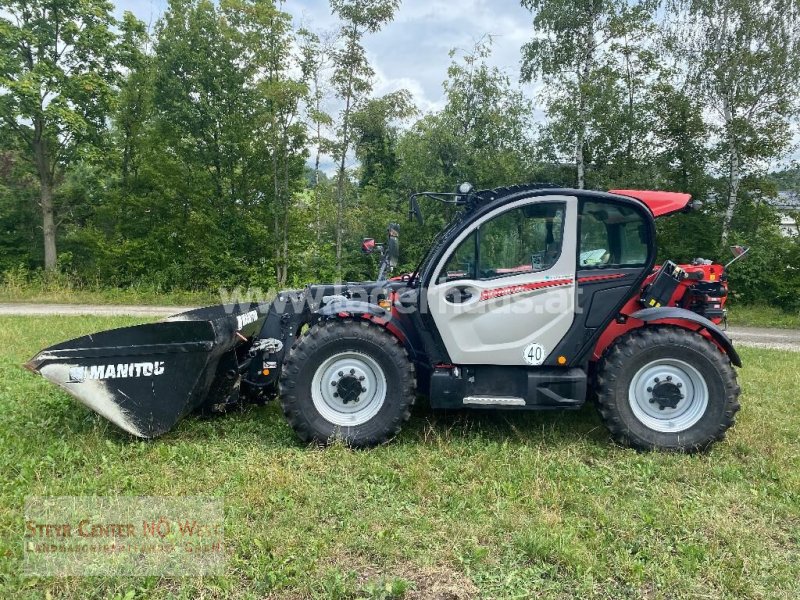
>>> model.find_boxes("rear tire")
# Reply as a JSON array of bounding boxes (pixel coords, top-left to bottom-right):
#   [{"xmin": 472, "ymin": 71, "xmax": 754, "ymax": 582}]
[
  {"xmin": 595, "ymin": 326, "xmax": 740, "ymax": 452},
  {"xmin": 279, "ymin": 320, "xmax": 416, "ymax": 447}
]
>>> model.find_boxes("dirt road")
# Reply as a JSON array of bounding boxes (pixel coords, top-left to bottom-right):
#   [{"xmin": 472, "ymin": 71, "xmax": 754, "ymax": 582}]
[
  {"xmin": 724, "ymin": 326, "xmax": 800, "ymax": 352},
  {"xmin": 0, "ymin": 303, "xmax": 798, "ymax": 351}
]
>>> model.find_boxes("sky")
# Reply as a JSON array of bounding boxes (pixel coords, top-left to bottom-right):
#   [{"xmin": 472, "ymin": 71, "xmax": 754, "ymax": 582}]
[{"xmin": 115, "ymin": 0, "xmax": 537, "ymax": 115}]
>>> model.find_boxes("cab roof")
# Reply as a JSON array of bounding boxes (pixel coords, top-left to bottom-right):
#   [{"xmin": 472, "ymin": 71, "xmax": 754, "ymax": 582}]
[
  {"xmin": 609, "ymin": 189, "xmax": 692, "ymax": 217},
  {"xmin": 467, "ymin": 184, "xmax": 692, "ymax": 219}
]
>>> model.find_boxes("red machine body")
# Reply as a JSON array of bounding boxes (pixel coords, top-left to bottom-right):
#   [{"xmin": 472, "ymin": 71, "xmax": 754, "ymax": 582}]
[{"xmin": 594, "ymin": 260, "xmax": 730, "ymax": 361}]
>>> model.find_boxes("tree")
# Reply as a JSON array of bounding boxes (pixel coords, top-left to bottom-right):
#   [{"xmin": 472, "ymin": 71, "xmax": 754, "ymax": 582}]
[
  {"xmin": 0, "ymin": 0, "xmax": 121, "ymax": 270},
  {"xmin": 0, "ymin": 135, "xmax": 39, "ymax": 270},
  {"xmin": 298, "ymin": 27, "xmax": 335, "ymax": 244},
  {"xmin": 397, "ymin": 38, "xmax": 535, "ymax": 195},
  {"xmin": 329, "ymin": 0, "xmax": 400, "ymax": 278},
  {"xmin": 230, "ymin": 0, "xmax": 308, "ymax": 287},
  {"xmin": 395, "ymin": 40, "xmax": 536, "ymax": 266},
  {"xmin": 520, "ymin": 0, "xmax": 655, "ymax": 188},
  {"xmin": 147, "ymin": 0, "xmax": 307, "ymax": 288},
  {"xmin": 582, "ymin": 7, "xmax": 662, "ymax": 188},
  {"xmin": 442, "ymin": 38, "xmax": 535, "ymax": 186},
  {"xmin": 351, "ymin": 89, "xmax": 415, "ymax": 191},
  {"xmin": 115, "ymin": 12, "xmax": 152, "ymax": 185},
  {"xmin": 665, "ymin": 0, "xmax": 800, "ymax": 244}
]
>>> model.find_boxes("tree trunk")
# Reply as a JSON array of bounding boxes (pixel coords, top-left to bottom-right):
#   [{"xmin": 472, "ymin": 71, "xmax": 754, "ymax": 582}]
[
  {"xmin": 721, "ymin": 145, "xmax": 739, "ymax": 245},
  {"xmin": 576, "ymin": 124, "xmax": 586, "ymax": 190},
  {"xmin": 32, "ymin": 120, "xmax": 57, "ymax": 270},
  {"xmin": 336, "ymin": 159, "xmax": 346, "ymax": 281},
  {"xmin": 624, "ymin": 43, "xmax": 635, "ymax": 173},
  {"xmin": 575, "ymin": 71, "xmax": 588, "ymax": 190},
  {"xmin": 279, "ymin": 144, "xmax": 291, "ymax": 288},
  {"xmin": 721, "ymin": 94, "xmax": 739, "ymax": 246},
  {"xmin": 334, "ymin": 24, "xmax": 360, "ymax": 282},
  {"xmin": 40, "ymin": 180, "xmax": 57, "ymax": 270},
  {"xmin": 575, "ymin": 73, "xmax": 587, "ymax": 189},
  {"xmin": 336, "ymin": 84, "xmax": 353, "ymax": 282},
  {"xmin": 575, "ymin": 16, "xmax": 596, "ymax": 191},
  {"xmin": 273, "ymin": 148, "xmax": 281, "ymax": 284},
  {"xmin": 314, "ymin": 118, "xmax": 322, "ymax": 245}
]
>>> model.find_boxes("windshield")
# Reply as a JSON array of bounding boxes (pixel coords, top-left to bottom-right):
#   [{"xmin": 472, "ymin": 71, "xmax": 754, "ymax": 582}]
[{"xmin": 409, "ymin": 211, "xmax": 465, "ymax": 286}]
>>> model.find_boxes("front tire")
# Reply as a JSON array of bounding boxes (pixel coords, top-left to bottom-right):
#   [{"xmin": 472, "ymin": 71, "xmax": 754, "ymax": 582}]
[
  {"xmin": 595, "ymin": 326, "xmax": 740, "ymax": 451},
  {"xmin": 279, "ymin": 320, "xmax": 416, "ymax": 447}
]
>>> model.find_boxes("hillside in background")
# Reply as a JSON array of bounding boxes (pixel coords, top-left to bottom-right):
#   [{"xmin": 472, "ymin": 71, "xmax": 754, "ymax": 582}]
[{"xmin": 769, "ymin": 168, "xmax": 800, "ymax": 192}]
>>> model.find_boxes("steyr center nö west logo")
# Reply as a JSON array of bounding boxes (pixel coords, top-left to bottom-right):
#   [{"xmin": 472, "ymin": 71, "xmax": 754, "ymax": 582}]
[{"xmin": 68, "ymin": 362, "xmax": 166, "ymax": 383}]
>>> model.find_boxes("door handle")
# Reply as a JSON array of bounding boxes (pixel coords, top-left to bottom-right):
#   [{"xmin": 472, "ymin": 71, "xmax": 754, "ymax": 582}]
[{"xmin": 445, "ymin": 286, "xmax": 474, "ymax": 304}]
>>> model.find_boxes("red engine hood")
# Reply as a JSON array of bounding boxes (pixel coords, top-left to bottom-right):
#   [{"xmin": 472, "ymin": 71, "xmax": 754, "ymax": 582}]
[{"xmin": 610, "ymin": 189, "xmax": 692, "ymax": 217}]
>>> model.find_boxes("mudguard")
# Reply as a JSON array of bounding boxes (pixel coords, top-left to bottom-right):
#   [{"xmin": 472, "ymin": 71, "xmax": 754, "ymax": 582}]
[
  {"xmin": 630, "ymin": 307, "xmax": 742, "ymax": 367},
  {"xmin": 315, "ymin": 300, "xmax": 425, "ymax": 363}
]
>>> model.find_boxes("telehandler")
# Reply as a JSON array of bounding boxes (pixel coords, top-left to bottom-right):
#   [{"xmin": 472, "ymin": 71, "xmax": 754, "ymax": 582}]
[{"xmin": 27, "ymin": 184, "xmax": 744, "ymax": 451}]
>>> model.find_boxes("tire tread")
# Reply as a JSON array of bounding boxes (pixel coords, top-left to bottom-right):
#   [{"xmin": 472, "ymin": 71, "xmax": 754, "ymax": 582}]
[
  {"xmin": 279, "ymin": 319, "xmax": 416, "ymax": 447},
  {"xmin": 595, "ymin": 326, "xmax": 740, "ymax": 452}
]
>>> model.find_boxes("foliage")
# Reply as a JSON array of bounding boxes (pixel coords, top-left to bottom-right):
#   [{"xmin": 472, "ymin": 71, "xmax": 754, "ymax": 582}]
[
  {"xmin": 329, "ymin": 0, "xmax": 401, "ymax": 277},
  {"xmin": 0, "ymin": 0, "xmax": 121, "ymax": 269},
  {"xmin": 769, "ymin": 166, "xmax": 800, "ymax": 191},
  {"xmin": 663, "ymin": 0, "xmax": 800, "ymax": 243},
  {"xmin": 521, "ymin": 0, "xmax": 656, "ymax": 189},
  {"xmin": 0, "ymin": 0, "xmax": 798, "ymax": 311}
]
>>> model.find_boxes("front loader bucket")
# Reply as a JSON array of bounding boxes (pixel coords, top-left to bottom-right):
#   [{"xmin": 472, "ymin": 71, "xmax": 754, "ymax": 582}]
[{"xmin": 26, "ymin": 303, "xmax": 268, "ymax": 438}]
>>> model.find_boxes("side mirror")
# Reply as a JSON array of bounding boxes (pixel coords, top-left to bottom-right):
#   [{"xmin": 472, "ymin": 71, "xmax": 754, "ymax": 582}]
[
  {"xmin": 361, "ymin": 238, "xmax": 377, "ymax": 255},
  {"xmin": 409, "ymin": 195, "xmax": 424, "ymax": 225},
  {"xmin": 725, "ymin": 245, "xmax": 751, "ymax": 268},
  {"xmin": 685, "ymin": 199, "xmax": 704, "ymax": 212},
  {"xmin": 730, "ymin": 245, "xmax": 749, "ymax": 259}
]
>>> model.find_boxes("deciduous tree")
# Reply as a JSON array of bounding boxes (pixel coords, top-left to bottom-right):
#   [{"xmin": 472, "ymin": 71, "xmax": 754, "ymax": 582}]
[
  {"xmin": 665, "ymin": 0, "xmax": 800, "ymax": 244},
  {"xmin": 329, "ymin": 0, "xmax": 400, "ymax": 278},
  {"xmin": 520, "ymin": 0, "xmax": 655, "ymax": 188},
  {"xmin": 0, "ymin": 0, "xmax": 121, "ymax": 269}
]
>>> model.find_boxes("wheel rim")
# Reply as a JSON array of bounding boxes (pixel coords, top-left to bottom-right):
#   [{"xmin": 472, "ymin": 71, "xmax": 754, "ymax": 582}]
[
  {"xmin": 628, "ymin": 358, "xmax": 709, "ymax": 433},
  {"xmin": 311, "ymin": 352, "xmax": 387, "ymax": 427}
]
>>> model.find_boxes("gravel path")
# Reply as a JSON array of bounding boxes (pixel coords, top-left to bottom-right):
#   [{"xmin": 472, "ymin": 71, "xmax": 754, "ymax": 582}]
[
  {"xmin": 724, "ymin": 326, "xmax": 800, "ymax": 352},
  {"xmin": 0, "ymin": 303, "xmax": 798, "ymax": 351}
]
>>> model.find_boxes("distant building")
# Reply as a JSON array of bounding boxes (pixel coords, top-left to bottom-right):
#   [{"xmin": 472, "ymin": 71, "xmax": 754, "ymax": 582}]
[
  {"xmin": 779, "ymin": 214, "xmax": 798, "ymax": 237},
  {"xmin": 770, "ymin": 191, "xmax": 799, "ymax": 237}
]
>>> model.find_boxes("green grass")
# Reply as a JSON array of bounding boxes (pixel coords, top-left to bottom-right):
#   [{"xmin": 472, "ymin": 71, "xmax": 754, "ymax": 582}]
[
  {"xmin": 1, "ymin": 316, "xmax": 799, "ymax": 599},
  {"xmin": 0, "ymin": 284, "xmax": 216, "ymax": 307},
  {"xmin": 0, "ymin": 269, "xmax": 218, "ymax": 306},
  {"xmin": 727, "ymin": 303, "xmax": 800, "ymax": 329}
]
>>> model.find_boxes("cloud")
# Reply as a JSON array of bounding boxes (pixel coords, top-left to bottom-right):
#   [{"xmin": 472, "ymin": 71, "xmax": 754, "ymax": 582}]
[
  {"xmin": 117, "ymin": 0, "xmax": 536, "ymax": 118},
  {"xmin": 350, "ymin": 0, "xmax": 534, "ymax": 112}
]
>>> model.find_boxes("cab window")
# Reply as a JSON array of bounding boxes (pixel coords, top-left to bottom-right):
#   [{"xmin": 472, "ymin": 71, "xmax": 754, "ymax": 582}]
[
  {"xmin": 441, "ymin": 231, "xmax": 477, "ymax": 281},
  {"xmin": 579, "ymin": 201, "xmax": 648, "ymax": 268},
  {"xmin": 440, "ymin": 202, "xmax": 566, "ymax": 282}
]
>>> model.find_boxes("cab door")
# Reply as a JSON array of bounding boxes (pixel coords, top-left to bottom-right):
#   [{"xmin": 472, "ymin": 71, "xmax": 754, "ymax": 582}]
[{"xmin": 426, "ymin": 195, "xmax": 578, "ymax": 365}]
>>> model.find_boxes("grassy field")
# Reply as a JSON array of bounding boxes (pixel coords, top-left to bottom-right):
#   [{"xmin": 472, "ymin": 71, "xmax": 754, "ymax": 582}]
[
  {"xmin": 0, "ymin": 275, "xmax": 218, "ymax": 307},
  {"xmin": 726, "ymin": 304, "xmax": 800, "ymax": 329},
  {"xmin": 1, "ymin": 316, "xmax": 798, "ymax": 599}
]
